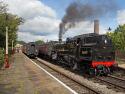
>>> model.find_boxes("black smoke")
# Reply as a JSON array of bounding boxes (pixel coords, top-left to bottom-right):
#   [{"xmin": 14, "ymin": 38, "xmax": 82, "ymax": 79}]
[
  {"xmin": 63, "ymin": 0, "xmax": 118, "ymax": 24},
  {"xmin": 59, "ymin": 0, "xmax": 118, "ymax": 40}
]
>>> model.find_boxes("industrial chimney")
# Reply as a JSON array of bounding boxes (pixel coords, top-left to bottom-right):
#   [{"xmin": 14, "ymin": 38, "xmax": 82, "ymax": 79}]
[
  {"xmin": 94, "ymin": 20, "xmax": 99, "ymax": 34},
  {"xmin": 59, "ymin": 23, "xmax": 64, "ymax": 42}
]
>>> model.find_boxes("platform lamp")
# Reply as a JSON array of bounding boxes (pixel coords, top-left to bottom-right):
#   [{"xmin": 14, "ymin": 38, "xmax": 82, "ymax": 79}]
[{"xmin": 4, "ymin": 13, "xmax": 10, "ymax": 68}]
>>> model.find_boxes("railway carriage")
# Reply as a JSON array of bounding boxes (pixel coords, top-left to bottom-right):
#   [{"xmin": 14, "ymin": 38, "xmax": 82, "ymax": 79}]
[
  {"xmin": 23, "ymin": 42, "xmax": 38, "ymax": 58},
  {"xmin": 38, "ymin": 41, "xmax": 58, "ymax": 59}
]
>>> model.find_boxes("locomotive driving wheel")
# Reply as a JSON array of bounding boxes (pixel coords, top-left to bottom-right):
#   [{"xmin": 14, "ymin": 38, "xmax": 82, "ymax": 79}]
[{"xmin": 96, "ymin": 65, "xmax": 109, "ymax": 76}]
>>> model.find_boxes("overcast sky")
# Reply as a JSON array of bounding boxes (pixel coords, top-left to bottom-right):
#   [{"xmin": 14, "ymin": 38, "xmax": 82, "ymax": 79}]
[{"xmin": 3, "ymin": 0, "xmax": 125, "ymax": 42}]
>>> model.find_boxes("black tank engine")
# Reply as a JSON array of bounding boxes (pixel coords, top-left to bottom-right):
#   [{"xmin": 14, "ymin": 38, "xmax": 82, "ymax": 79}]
[{"xmin": 50, "ymin": 33, "xmax": 116, "ymax": 75}]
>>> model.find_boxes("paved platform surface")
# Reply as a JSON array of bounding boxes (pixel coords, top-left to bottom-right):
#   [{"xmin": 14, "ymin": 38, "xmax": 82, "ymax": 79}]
[
  {"xmin": 119, "ymin": 64, "xmax": 125, "ymax": 69},
  {"xmin": 0, "ymin": 53, "xmax": 73, "ymax": 94}
]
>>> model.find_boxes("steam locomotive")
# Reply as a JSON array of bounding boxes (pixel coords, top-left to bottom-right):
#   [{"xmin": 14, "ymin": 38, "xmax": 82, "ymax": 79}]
[{"xmin": 38, "ymin": 33, "xmax": 116, "ymax": 76}]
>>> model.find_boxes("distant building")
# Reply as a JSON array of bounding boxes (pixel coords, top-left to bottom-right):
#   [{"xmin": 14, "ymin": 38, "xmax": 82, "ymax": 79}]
[{"xmin": 15, "ymin": 44, "xmax": 22, "ymax": 53}]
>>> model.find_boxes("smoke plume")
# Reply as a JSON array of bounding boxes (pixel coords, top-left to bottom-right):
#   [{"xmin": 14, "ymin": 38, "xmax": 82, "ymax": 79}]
[{"xmin": 59, "ymin": 0, "xmax": 118, "ymax": 41}]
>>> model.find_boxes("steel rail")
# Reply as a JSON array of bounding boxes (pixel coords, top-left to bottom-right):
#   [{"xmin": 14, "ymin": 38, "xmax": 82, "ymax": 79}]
[
  {"xmin": 108, "ymin": 74, "xmax": 125, "ymax": 82},
  {"xmin": 96, "ymin": 76, "xmax": 125, "ymax": 90}
]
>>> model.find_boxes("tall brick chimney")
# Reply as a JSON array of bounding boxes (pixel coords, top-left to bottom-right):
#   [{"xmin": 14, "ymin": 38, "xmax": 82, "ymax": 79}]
[
  {"xmin": 59, "ymin": 23, "xmax": 63, "ymax": 42},
  {"xmin": 94, "ymin": 20, "xmax": 99, "ymax": 34}
]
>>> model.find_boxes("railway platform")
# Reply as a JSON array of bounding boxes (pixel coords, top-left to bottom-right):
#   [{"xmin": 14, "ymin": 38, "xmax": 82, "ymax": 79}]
[
  {"xmin": 118, "ymin": 64, "xmax": 125, "ymax": 69},
  {"xmin": 0, "ymin": 53, "xmax": 74, "ymax": 94}
]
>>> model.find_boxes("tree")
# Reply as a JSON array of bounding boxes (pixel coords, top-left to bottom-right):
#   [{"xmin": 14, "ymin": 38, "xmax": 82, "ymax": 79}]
[
  {"xmin": 35, "ymin": 40, "xmax": 44, "ymax": 45},
  {"xmin": 0, "ymin": 1, "xmax": 23, "ymax": 48},
  {"xmin": 107, "ymin": 24, "xmax": 125, "ymax": 50},
  {"xmin": 17, "ymin": 41, "xmax": 26, "ymax": 45}
]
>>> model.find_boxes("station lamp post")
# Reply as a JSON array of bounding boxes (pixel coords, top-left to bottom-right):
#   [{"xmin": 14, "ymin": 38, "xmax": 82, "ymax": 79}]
[{"xmin": 4, "ymin": 13, "xmax": 10, "ymax": 68}]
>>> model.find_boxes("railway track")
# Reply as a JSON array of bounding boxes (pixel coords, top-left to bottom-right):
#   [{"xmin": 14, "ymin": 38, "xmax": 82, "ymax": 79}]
[
  {"xmin": 108, "ymin": 75, "xmax": 125, "ymax": 83},
  {"xmin": 29, "ymin": 57, "xmax": 125, "ymax": 94},
  {"xmin": 113, "ymin": 67, "xmax": 125, "ymax": 80},
  {"xmin": 94, "ymin": 75, "xmax": 125, "ymax": 92},
  {"xmin": 32, "ymin": 58, "xmax": 100, "ymax": 94}
]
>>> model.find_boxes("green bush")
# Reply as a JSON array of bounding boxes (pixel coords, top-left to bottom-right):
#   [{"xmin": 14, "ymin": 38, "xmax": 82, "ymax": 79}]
[{"xmin": 0, "ymin": 48, "xmax": 4, "ymax": 68}]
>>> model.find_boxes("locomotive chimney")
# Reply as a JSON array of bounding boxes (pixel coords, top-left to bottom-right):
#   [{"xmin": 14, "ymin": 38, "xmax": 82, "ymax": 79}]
[{"xmin": 94, "ymin": 20, "xmax": 99, "ymax": 34}]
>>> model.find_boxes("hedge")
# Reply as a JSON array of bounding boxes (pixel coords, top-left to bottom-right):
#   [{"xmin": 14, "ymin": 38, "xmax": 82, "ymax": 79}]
[{"xmin": 0, "ymin": 48, "xmax": 4, "ymax": 68}]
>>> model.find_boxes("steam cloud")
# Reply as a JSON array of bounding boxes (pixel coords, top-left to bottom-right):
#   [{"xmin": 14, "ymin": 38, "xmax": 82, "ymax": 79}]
[{"xmin": 59, "ymin": 0, "xmax": 118, "ymax": 41}]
